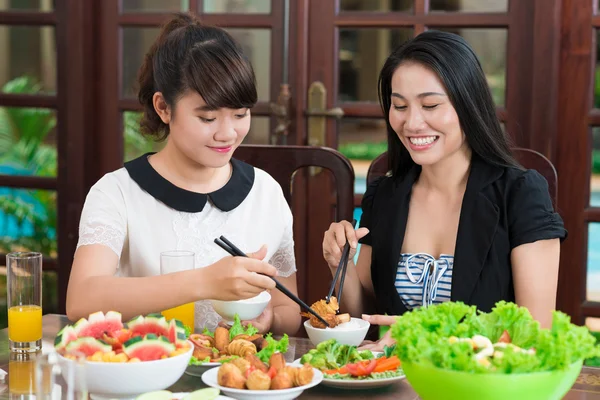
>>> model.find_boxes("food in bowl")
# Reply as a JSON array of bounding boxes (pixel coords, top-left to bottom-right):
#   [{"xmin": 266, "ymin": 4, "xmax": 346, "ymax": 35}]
[
  {"xmin": 300, "ymin": 296, "xmax": 350, "ymax": 328},
  {"xmin": 304, "ymin": 317, "xmax": 370, "ymax": 346},
  {"xmin": 389, "ymin": 301, "xmax": 600, "ymax": 400},
  {"xmin": 211, "ymin": 291, "xmax": 271, "ymax": 322},
  {"xmin": 188, "ymin": 314, "xmax": 290, "ymax": 366}
]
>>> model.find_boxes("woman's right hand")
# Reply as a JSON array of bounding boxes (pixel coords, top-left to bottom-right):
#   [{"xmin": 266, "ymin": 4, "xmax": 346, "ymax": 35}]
[
  {"xmin": 323, "ymin": 221, "xmax": 369, "ymax": 269},
  {"xmin": 202, "ymin": 245, "xmax": 277, "ymax": 301}
]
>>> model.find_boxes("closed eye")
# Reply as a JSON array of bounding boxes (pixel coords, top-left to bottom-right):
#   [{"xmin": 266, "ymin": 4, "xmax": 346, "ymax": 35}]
[
  {"xmin": 423, "ymin": 104, "xmax": 439, "ymax": 110},
  {"xmin": 200, "ymin": 117, "xmax": 215, "ymax": 123},
  {"xmin": 235, "ymin": 112, "xmax": 248, "ymax": 119},
  {"xmin": 393, "ymin": 105, "xmax": 407, "ymax": 111}
]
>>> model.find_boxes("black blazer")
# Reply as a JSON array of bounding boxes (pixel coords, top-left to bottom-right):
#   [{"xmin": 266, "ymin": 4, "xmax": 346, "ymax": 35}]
[{"xmin": 358, "ymin": 154, "xmax": 567, "ymax": 316}]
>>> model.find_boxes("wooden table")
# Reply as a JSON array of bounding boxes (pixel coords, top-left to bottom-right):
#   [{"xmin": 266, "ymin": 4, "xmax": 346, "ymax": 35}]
[{"xmin": 2, "ymin": 315, "xmax": 600, "ymax": 399}]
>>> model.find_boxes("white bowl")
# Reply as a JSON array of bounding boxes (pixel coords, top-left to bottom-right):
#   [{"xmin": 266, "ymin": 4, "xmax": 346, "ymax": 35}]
[
  {"xmin": 304, "ymin": 317, "xmax": 370, "ymax": 346},
  {"xmin": 58, "ymin": 341, "xmax": 193, "ymax": 400},
  {"xmin": 201, "ymin": 363, "xmax": 323, "ymax": 400},
  {"xmin": 211, "ymin": 291, "xmax": 271, "ymax": 323}
]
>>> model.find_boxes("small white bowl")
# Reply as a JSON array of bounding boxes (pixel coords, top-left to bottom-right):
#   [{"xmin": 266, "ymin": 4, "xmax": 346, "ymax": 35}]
[
  {"xmin": 58, "ymin": 341, "xmax": 193, "ymax": 400},
  {"xmin": 304, "ymin": 317, "xmax": 370, "ymax": 346},
  {"xmin": 211, "ymin": 291, "xmax": 271, "ymax": 323}
]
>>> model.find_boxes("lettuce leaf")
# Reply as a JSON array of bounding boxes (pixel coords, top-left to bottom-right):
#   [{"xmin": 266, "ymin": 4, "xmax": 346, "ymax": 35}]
[
  {"xmin": 391, "ymin": 301, "xmax": 600, "ymax": 374},
  {"xmin": 228, "ymin": 314, "xmax": 259, "ymax": 340},
  {"xmin": 256, "ymin": 333, "xmax": 289, "ymax": 363}
]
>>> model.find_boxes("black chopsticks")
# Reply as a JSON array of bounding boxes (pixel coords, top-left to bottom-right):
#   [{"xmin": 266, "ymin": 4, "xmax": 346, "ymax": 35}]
[
  {"xmin": 325, "ymin": 219, "xmax": 357, "ymax": 306},
  {"xmin": 214, "ymin": 235, "xmax": 331, "ymax": 328}
]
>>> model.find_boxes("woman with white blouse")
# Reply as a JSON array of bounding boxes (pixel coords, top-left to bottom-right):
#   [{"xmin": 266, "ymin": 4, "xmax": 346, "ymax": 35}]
[{"xmin": 66, "ymin": 13, "xmax": 301, "ymax": 336}]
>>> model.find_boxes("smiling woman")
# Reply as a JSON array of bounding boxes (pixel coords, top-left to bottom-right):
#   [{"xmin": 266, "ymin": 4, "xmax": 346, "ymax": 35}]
[{"xmin": 65, "ymin": 12, "xmax": 301, "ymax": 337}]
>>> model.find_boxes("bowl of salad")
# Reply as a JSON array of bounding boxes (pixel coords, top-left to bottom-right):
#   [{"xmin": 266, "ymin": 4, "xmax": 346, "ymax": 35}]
[{"xmin": 390, "ymin": 301, "xmax": 599, "ymax": 400}]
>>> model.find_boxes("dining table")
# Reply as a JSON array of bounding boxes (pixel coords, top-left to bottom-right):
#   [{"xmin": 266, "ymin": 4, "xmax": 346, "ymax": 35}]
[{"xmin": 1, "ymin": 314, "xmax": 600, "ymax": 399}]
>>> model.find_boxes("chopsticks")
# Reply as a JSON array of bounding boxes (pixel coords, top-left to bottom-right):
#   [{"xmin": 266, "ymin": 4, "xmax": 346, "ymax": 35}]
[
  {"xmin": 326, "ymin": 219, "xmax": 357, "ymax": 306},
  {"xmin": 214, "ymin": 235, "xmax": 331, "ymax": 328}
]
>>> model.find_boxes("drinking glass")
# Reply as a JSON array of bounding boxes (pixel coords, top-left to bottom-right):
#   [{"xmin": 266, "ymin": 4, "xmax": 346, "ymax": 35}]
[
  {"xmin": 6, "ymin": 252, "xmax": 42, "ymax": 353},
  {"xmin": 9, "ymin": 352, "xmax": 36, "ymax": 398},
  {"xmin": 35, "ymin": 351, "xmax": 87, "ymax": 400},
  {"xmin": 160, "ymin": 250, "xmax": 195, "ymax": 331}
]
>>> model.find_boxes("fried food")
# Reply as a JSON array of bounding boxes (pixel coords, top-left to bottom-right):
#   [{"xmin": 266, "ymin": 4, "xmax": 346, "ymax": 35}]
[
  {"xmin": 214, "ymin": 327, "xmax": 230, "ymax": 352},
  {"xmin": 294, "ymin": 363, "xmax": 314, "ymax": 386},
  {"xmin": 246, "ymin": 369, "xmax": 271, "ymax": 390},
  {"xmin": 192, "ymin": 345, "xmax": 214, "ymax": 360},
  {"xmin": 269, "ymin": 352, "xmax": 286, "ymax": 371},
  {"xmin": 189, "ymin": 333, "xmax": 215, "ymax": 348},
  {"xmin": 300, "ymin": 296, "xmax": 352, "ymax": 328},
  {"xmin": 231, "ymin": 358, "xmax": 252, "ymax": 375},
  {"xmin": 227, "ymin": 339, "xmax": 257, "ymax": 357},
  {"xmin": 217, "ymin": 362, "xmax": 246, "ymax": 389},
  {"xmin": 270, "ymin": 370, "xmax": 294, "ymax": 390},
  {"xmin": 244, "ymin": 353, "xmax": 268, "ymax": 372}
]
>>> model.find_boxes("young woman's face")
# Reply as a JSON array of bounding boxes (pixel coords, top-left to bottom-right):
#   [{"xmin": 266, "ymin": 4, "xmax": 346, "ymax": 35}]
[
  {"xmin": 168, "ymin": 91, "xmax": 251, "ymax": 168},
  {"xmin": 388, "ymin": 62, "xmax": 468, "ymax": 167}
]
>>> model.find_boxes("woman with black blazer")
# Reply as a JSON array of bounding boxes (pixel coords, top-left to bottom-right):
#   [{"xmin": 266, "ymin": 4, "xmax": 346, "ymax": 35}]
[{"xmin": 322, "ymin": 30, "xmax": 567, "ymax": 351}]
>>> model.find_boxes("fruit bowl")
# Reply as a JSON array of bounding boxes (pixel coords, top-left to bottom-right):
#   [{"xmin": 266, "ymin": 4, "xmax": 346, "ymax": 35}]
[
  {"xmin": 58, "ymin": 341, "xmax": 193, "ymax": 400},
  {"xmin": 402, "ymin": 360, "xmax": 583, "ymax": 400},
  {"xmin": 303, "ymin": 317, "xmax": 370, "ymax": 346},
  {"xmin": 211, "ymin": 291, "xmax": 271, "ymax": 323}
]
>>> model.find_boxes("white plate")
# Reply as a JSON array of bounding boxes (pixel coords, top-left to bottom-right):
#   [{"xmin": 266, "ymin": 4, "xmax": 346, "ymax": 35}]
[
  {"xmin": 201, "ymin": 365, "xmax": 323, "ymax": 400},
  {"xmin": 172, "ymin": 393, "xmax": 233, "ymax": 399},
  {"xmin": 292, "ymin": 352, "xmax": 405, "ymax": 389}
]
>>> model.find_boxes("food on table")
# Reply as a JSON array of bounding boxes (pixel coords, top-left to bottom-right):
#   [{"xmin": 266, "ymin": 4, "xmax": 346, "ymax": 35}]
[
  {"xmin": 216, "ymin": 352, "xmax": 314, "ymax": 390},
  {"xmin": 300, "ymin": 296, "xmax": 351, "ymax": 328},
  {"xmin": 301, "ymin": 338, "xmax": 403, "ymax": 380},
  {"xmin": 391, "ymin": 300, "xmax": 600, "ymax": 373},
  {"xmin": 54, "ymin": 311, "xmax": 191, "ymax": 363},
  {"xmin": 188, "ymin": 314, "xmax": 289, "ymax": 365}
]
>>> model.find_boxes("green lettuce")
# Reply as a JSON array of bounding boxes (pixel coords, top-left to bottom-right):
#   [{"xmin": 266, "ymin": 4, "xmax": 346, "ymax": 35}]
[
  {"xmin": 256, "ymin": 333, "xmax": 289, "ymax": 363},
  {"xmin": 391, "ymin": 301, "xmax": 600, "ymax": 374},
  {"xmin": 228, "ymin": 314, "xmax": 259, "ymax": 340}
]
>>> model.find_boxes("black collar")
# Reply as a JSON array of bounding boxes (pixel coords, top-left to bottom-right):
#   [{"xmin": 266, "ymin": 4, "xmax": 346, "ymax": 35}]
[{"xmin": 124, "ymin": 153, "xmax": 255, "ymax": 213}]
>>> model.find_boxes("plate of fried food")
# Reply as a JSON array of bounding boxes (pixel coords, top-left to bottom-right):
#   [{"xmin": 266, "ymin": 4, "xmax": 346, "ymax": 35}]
[
  {"xmin": 201, "ymin": 352, "xmax": 323, "ymax": 400},
  {"xmin": 186, "ymin": 315, "xmax": 289, "ymax": 377}
]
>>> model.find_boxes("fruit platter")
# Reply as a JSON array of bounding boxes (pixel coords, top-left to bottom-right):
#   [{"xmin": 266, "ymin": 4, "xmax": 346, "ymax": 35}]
[
  {"xmin": 186, "ymin": 314, "xmax": 289, "ymax": 376},
  {"xmin": 201, "ymin": 351, "xmax": 322, "ymax": 400},
  {"xmin": 294, "ymin": 338, "xmax": 405, "ymax": 389},
  {"xmin": 53, "ymin": 311, "xmax": 193, "ymax": 399}
]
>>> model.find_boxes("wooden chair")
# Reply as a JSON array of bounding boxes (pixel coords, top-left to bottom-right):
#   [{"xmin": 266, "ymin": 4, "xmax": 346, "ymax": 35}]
[{"xmin": 366, "ymin": 148, "xmax": 558, "ymax": 205}]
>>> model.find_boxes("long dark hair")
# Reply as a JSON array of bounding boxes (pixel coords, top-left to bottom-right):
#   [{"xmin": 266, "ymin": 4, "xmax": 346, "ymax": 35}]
[
  {"xmin": 378, "ymin": 30, "xmax": 519, "ymax": 178},
  {"xmin": 137, "ymin": 12, "xmax": 257, "ymax": 140}
]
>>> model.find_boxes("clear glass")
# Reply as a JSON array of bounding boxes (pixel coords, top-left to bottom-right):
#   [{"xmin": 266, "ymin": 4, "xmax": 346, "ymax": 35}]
[
  {"xmin": 121, "ymin": 27, "xmax": 160, "ymax": 98},
  {"xmin": 0, "ymin": 107, "xmax": 57, "ymax": 177},
  {"xmin": 35, "ymin": 351, "xmax": 87, "ymax": 400},
  {"xmin": 203, "ymin": 0, "xmax": 271, "ymax": 14},
  {"xmin": 160, "ymin": 251, "xmax": 195, "ymax": 331},
  {"xmin": 589, "ymin": 223, "xmax": 600, "ymax": 301},
  {"xmin": 338, "ymin": 28, "xmax": 413, "ymax": 102},
  {"xmin": 121, "ymin": 0, "xmax": 189, "ymax": 13},
  {"xmin": 339, "ymin": 0, "xmax": 413, "ymax": 12},
  {"xmin": 7, "ymin": 252, "xmax": 42, "ymax": 353},
  {"xmin": 430, "ymin": 28, "xmax": 507, "ymax": 106},
  {"xmin": 429, "ymin": 0, "xmax": 508, "ymax": 13},
  {"xmin": 591, "ymin": 127, "xmax": 600, "ymax": 207},
  {"xmin": 0, "ymin": 26, "xmax": 56, "ymax": 93},
  {"xmin": 0, "ymin": 0, "xmax": 53, "ymax": 11}
]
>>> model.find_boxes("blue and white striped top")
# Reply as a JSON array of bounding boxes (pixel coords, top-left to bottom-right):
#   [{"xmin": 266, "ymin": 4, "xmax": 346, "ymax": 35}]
[{"xmin": 395, "ymin": 253, "xmax": 454, "ymax": 310}]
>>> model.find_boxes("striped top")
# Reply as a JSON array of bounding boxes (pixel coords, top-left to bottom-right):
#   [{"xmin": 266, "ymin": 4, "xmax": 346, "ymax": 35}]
[{"xmin": 395, "ymin": 253, "xmax": 454, "ymax": 310}]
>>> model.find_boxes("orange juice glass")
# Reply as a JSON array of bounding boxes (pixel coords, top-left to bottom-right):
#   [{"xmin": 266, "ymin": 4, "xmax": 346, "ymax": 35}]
[
  {"xmin": 9, "ymin": 353, "xmax": 36, "ymax": 395},
  {"xmin": 7, "ymin": 252, "xmax": 42, "ymax": 353},
  {"xmin": 160, "ymin": 251, "xmax": 195, "ymax": 332}
]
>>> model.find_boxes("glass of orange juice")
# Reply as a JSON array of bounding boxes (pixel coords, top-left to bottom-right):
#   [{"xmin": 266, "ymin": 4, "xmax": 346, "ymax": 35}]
[
  {"xmin": 9, "ymin": 352, "xmax": 36, "ymax": 396},
  {"xmin": 7, "ymin": 252, "xmax": 42, "ymax": 353},
  {"xmin": 160, "ymin": 251, "xmax": 195, "ymax": 332}
]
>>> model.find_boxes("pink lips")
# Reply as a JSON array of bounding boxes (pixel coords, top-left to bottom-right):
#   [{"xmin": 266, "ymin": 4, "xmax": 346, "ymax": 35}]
[
  {"xmin": 407, "ymin": 136, "xmax": 439, "ymax": 151},
  {"xmin": 208, "ymin": 146, "xmax": 233, "ymax": 153}
]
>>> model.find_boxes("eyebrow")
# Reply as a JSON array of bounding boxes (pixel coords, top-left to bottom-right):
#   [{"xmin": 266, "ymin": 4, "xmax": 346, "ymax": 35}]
[
  {"xmin": 194, "ymin": 105, "xmax": 217, "ymax": 112},
  {"xmin": 391, "ymin": 92, "xmax": 447, "ymax": 99}
]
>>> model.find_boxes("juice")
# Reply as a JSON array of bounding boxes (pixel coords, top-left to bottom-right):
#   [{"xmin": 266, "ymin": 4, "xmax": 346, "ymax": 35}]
[
  {"xmin": 162, "ymin": 302, "xmax": 194, "ymax": 330},
  {"xmin": 8, "ymin": 305, "xmax": 42, "ymax": 342},
  {"xmin": 8, "ymin": 358, "xmax": 34, "ymax": 394}
]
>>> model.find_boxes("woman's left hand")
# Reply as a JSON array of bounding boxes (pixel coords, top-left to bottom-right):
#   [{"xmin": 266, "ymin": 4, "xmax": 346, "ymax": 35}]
[
  {"xmin": 358, "ymin": 314, "xmax": 397, "ymax": 352},
  {"xmin": 243, "ymin": 301, "xmax": 273, "ymax": 334}
]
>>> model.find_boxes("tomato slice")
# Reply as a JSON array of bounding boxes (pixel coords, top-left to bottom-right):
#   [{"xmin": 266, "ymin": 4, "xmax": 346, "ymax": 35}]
[
  {"xmin": 346, "ymin": 359, "xmax": 377, "ymax": 377},
  {"xmin": 345, "ymin": 363, "xmax": 359, "ymax": 376},
  {"xmin": 267, "ymin": 366, "xmax": 277, "ymax": 379},
  {"xmin": 244, "ymin": 365, "xmax": 256, "ymax": 379}
]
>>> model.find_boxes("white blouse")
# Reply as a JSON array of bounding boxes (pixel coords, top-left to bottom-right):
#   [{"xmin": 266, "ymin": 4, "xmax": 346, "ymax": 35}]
[{"xmin": 76, "ymin": 154, "xmax": 296, "ymax": 331}]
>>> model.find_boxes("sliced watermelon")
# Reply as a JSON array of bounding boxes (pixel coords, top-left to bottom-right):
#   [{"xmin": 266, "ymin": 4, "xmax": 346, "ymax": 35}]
[
  {"xmin": 167, "ymin": 319, "xmax": 187, "ymax": 344},
  {"xmin": 54, "ymin": 325, "xmax": 78, "ymax": 351},
  {"xmin": 123, "ymin": 334, "xmax": 176, "ymax": 361},
  {"xmin": 73, "ymin": 311, "xmax": 124, "ymax": 339},
  {"xmin": 127, "ymin": 314, "xmax": 169, "ymax": 337},
  {"xmin": 65, "ymin": 337, "xmax": 112, "ymax": 357}
]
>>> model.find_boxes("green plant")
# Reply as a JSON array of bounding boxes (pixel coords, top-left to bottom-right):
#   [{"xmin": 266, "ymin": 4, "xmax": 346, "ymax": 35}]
[
  {"xmin": 338, "ymin": 141, "xmax": 387, "ymax": 161},
  {"xmin": 123, "ymin": 111, "xmax": 164, "ymax": 162}
]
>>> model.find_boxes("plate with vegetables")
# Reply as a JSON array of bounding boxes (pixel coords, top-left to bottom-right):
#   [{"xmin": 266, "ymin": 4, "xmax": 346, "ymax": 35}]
[
  {"xmin": 186, "ymin": 314, "xmax": 289, "ymax": 377},
  {"xmin": 293, "ymin": 339, "xmax": 404, "ymax": 389}
]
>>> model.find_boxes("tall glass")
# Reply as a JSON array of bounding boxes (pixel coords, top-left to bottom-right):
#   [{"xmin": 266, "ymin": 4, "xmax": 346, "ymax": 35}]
[
  {"xmin": 35, "ymin": 351, "xmax": 87, "ymax": 400},
  {"xmin": 160, "ymin": 251, "xmax": 195, "ymax": 331},
  {"xmin": 9, "ymin": 352, "xmax": 37, "ymax": 398},
  {"xmin": 7, "ymin": 252, "xmax": 42, "ymax": 353}
]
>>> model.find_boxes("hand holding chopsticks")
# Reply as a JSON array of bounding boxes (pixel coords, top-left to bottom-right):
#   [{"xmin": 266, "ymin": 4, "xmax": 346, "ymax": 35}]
[
  {"xmin": 214, "ymin": 236, "xmax": 331, "ymax": 328},
  {"xmin": 325, "ymin": 219, "xmax": 357, "ymax": 306}
]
